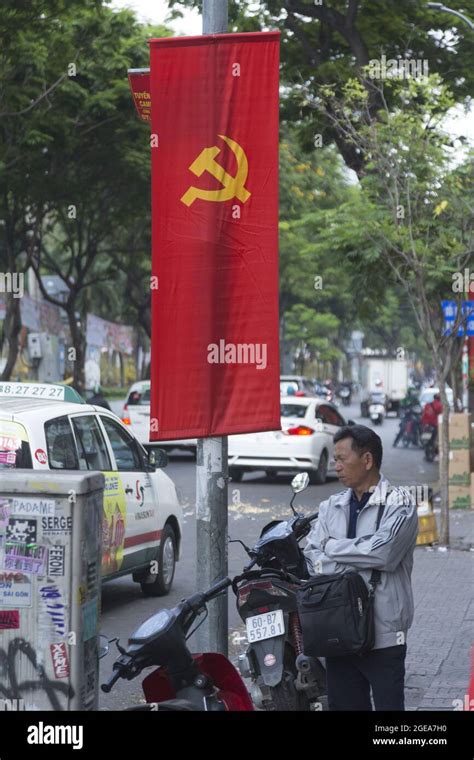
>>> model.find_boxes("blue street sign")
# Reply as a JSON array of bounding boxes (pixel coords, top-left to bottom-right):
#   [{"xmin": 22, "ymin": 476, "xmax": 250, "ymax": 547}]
[{"xmin": 441, "ymin": 300, "xmax": 474, "ymax": 336}]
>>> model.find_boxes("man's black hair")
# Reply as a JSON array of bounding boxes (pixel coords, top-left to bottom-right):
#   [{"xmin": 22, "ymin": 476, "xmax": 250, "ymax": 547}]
[{"xmin": 333, "ymin": 424, "xmax": 383, "ymax": 469}]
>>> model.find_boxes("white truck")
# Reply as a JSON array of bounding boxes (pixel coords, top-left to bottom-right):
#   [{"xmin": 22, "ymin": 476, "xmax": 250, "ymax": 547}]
[{"xmin": 361, "ymin": 357, "xmax": 409, "ymax": 416}]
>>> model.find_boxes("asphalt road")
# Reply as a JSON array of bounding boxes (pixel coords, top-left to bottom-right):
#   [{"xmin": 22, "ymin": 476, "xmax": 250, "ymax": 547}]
[{"xmin": 99, "ymin": 401, "xmax": 438, "ymax": 709}]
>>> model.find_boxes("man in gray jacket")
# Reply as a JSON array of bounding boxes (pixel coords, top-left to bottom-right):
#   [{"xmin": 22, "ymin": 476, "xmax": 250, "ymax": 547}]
[{"xmin": 304, "ymin": 424, "xmax": 418, "ymax": 710}]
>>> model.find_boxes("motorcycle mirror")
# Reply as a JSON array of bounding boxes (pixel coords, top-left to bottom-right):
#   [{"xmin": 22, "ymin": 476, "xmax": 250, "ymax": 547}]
[
  {"xmin": 229, "ymin": 537, "xmax": 252, "ymax": 554},
  {"xmin": 98, "ymin": 634, "xmax": 110, "ymax": 659},
  {"xmin": 291, "ymin": 472, "xmax": 310, "ymax": 494}
]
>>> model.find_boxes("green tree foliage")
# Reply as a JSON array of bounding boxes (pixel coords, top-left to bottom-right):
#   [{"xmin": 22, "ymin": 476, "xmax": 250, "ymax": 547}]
[
  {"xmin": 172, "ymin": 0, "xmax": 474, "ymax": 173},
  {"xmin": 279, "ymin": 128, "xmax": 360, "ymax": 371},
  {"xmin": 0, "ymin": 2, "xmax": 169, "ymax": 388},
  {"xmin": 309, "ymin": 75, "xmax": 473, "ymax": 542}
]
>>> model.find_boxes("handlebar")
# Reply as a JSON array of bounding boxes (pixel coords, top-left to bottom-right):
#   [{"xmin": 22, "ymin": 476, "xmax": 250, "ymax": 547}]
[
  {"xmin": 204, "ymin": 576, "xmax": 232, "ymax": 601},
  {"xmin": 244, "ymin": 557, "xmax": 258, "ymax": 571},
  {"xmin": 186, "ymin": 576, "xmax": 231, "ymax": 612},
  {"xmin": 101, "ymin": 667, "xmax": 122, "ymax": 693},
  {"xmin": 101, "ymin": 577, "xmax": 232, "ymax": 694},
  {"xmin": 293, "ymin": 511, "xmax": 318, "ymax": 537}
]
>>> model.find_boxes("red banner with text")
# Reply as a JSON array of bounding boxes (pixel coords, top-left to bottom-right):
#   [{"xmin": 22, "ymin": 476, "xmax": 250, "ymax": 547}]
[{"xmin": 149, "ymin": 32, "xmax": 280, "ymax": 440}]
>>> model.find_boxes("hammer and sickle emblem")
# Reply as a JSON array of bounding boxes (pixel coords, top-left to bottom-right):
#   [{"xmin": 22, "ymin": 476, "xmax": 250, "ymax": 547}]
[{"xmin": 181, "ymin": 134, "xmax": 251, "ymax": 207}]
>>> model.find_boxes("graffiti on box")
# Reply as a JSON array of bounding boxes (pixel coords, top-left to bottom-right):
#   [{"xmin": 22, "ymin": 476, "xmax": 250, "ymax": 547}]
[
  {"xmin": 0, "ymin": 638, "xmax": 73, "ymax": 710},
  {"xmin": 39, "ymin": 585, "xmax": 66, "ymax": 640}
]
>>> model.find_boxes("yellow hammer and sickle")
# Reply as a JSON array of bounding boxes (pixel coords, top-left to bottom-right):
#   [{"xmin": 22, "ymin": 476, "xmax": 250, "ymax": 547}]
[{"xmin": 180, "ymin": 134, "xmax": 251, "ymax": 207}]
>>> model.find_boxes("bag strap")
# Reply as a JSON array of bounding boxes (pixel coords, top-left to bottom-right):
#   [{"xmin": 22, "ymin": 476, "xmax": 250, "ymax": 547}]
[{"xmin": 368, "ymin": 500, "xmax": 386, "ymax": 594}]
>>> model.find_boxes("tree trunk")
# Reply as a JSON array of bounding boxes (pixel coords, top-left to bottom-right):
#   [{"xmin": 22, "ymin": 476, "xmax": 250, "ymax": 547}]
[
  {"xmin": 67, "ymin": 308, "xmax": 85, "ymax": 395},
  {"xmin": 0, "ymin": 294, "xmax": 22, "ymax": 380},
  {"xmin": 279, "ymin": 314, "xmax": 293, "ymax": 374},
  {"xmin": 119, "ymin": 351, "xmax": 125, "ymax": 388},
  {"xmin": 437, "ymin": 376, "xmax": 450, "ymax": 547}
]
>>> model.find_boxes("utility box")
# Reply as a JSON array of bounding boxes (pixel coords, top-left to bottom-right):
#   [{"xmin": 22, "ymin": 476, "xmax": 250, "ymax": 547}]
[
  {"xmin": 27, "ymin": 333, "xmax": 42, "ymax": 360},
  {"xmin": 0, "ymin": 471, "xmax": 104, "ymax": 710}
]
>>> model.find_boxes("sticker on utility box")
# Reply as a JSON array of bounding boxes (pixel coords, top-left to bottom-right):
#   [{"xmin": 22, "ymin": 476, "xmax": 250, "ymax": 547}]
[
  {"xmin": 4, "ymin": 542, "xmax": 48, "ymax": 575},
  {"xmin": 0, "ymin": 572, "xmax": 32, "ymax": 607},
  {"xmin": 6, "ymin": 517, "xmax": 37, "ymax": 544},
  {"xmin": 82, "ymin": 598, "xmax": 99, "ymax": 641},
  {"xmin": 9, "ymin": 497, "xmax": 55, "ymax": 517},
  {"xmin": 0, "ymin": 610, "xmax": 20, "ymax": 629},
  {"xmin": 47, "ymin": 545, "xmax": 65, "ymax": 577},
  {"xmin": 0, "ymin": 498, "xmax": 11, "ymax": 528},
  {"xmin": 41, "ymin": 515, "xmax": 72, "ymax": 536},
  {"xmin": 50, "ymin": 642, "xmax": 70, "ymax": 679}
]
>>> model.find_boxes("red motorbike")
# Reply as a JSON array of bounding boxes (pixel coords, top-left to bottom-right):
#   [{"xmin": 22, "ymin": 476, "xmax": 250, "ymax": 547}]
[{"xmin": 101, "ymin": 577, "xmax": 253, "ymax": 711}]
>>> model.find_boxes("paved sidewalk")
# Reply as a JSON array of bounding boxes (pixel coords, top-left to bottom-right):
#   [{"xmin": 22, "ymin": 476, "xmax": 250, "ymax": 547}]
[{"xmin": 406, "ymin": 508, "xmax": 474, "ymax": 711}]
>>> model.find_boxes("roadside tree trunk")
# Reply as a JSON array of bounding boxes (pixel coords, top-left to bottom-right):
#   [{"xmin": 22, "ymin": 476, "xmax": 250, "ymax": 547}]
[
  {"xmin": 0, "ymin": 295, "xmax": 22, "ymax": 380},
  {"xmin": 67, "ymin": 307, "xmax": 85, "ymax": 395}
]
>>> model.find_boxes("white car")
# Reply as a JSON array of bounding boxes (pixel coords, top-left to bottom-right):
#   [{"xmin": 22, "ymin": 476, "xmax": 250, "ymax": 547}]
[
  {"xmin": 0, "ymin": 382, "xmax": 182, "ymax": 596},
  {"xmin": 122, "ymin": 380, "xmax": 197, "ymax": 454},
  {"xmin": 228, "ymin": 397, "xmax": 353, "ymax": 484},
  {"xmin": 419, "ymin": 387, "xmax": 454, "ymax": 410},
  {"xmin": 280, "ymin": 375, "xmax": 316, "ymax": 396}
]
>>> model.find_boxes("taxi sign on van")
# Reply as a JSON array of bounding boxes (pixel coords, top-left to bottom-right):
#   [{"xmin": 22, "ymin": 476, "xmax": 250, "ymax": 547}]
[{"xmin": 0, "ymin": 383, "xmax": 85, "ymax": 404}]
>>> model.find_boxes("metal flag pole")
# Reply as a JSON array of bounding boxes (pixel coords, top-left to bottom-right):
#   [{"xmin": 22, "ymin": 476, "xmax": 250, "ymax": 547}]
[{"xmin": 195, "ymin": 0, "xmax": 229, "ymax": 655}]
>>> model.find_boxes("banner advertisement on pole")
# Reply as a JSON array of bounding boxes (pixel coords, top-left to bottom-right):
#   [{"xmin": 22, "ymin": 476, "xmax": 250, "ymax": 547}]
[
  {"xmin": 127, "ymin": 68, "xmax": 151, "ymax": 123},
  {"xmin": 149, "ymin": 31, "xmax": 280, "ymax": 440}
]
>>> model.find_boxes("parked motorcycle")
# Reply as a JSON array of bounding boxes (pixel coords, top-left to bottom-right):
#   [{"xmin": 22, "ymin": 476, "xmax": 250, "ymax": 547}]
[
  {"xmin": 420, "ymin": 424, "xmax": 438, "ymax": 462},
  {"xmin": 231, "ymin": 472, "xmax": 326, "ymax": 711},
  {"xmin": 101, "ymin": 577, "xmax": 253, "ymax": 711}
]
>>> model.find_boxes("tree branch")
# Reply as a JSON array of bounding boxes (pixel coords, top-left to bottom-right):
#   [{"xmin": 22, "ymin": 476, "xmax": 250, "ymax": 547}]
[{"xmin": 1, "ymin": 73, "xmax": 67, "ymax": 117}]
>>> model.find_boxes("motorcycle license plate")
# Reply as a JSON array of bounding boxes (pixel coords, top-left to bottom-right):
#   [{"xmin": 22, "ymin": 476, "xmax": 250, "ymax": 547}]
[
  {"xmin": 246, "ymin": 610, "xmax": 284, "ymax": 643},
  {"xmin": 421, "ymin": 433, "xmax": 432, "ymax": 442}
]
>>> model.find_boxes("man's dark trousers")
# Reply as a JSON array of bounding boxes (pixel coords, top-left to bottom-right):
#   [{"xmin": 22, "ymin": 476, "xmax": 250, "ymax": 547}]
[{"xmin": 325, "ymin": 644, "xmax": 407, "ymax": 710}]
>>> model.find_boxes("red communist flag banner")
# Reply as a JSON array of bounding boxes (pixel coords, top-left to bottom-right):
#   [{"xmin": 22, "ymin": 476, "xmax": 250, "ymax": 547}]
[{"xmin": 149, "ymin": 32, "xmax": 280, "ymax": 440}]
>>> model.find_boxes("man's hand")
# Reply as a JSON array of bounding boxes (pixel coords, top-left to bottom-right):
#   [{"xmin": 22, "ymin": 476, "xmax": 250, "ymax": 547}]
[{"xmin": 320, "ymin": 536, "xmax": 332, "ymax": 552}]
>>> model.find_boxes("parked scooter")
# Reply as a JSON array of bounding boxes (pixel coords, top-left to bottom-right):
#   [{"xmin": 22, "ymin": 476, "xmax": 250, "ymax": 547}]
[
  {"xmin": 101, "ymin": 577, "xmax": 253, "ymax": 711},
  {"xmin": 420, "ymin": 424, "xmax": 438, "ymax": 462},
  {"xmin": 231, "ymin": 473, "xmax": 326, "ymax": 711}
]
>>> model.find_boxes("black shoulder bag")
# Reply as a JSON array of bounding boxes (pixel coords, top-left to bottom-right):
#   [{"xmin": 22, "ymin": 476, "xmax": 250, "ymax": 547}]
[{"xmin": 296, "ymin": 501, "xmax": 385, "ymax": 658}]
